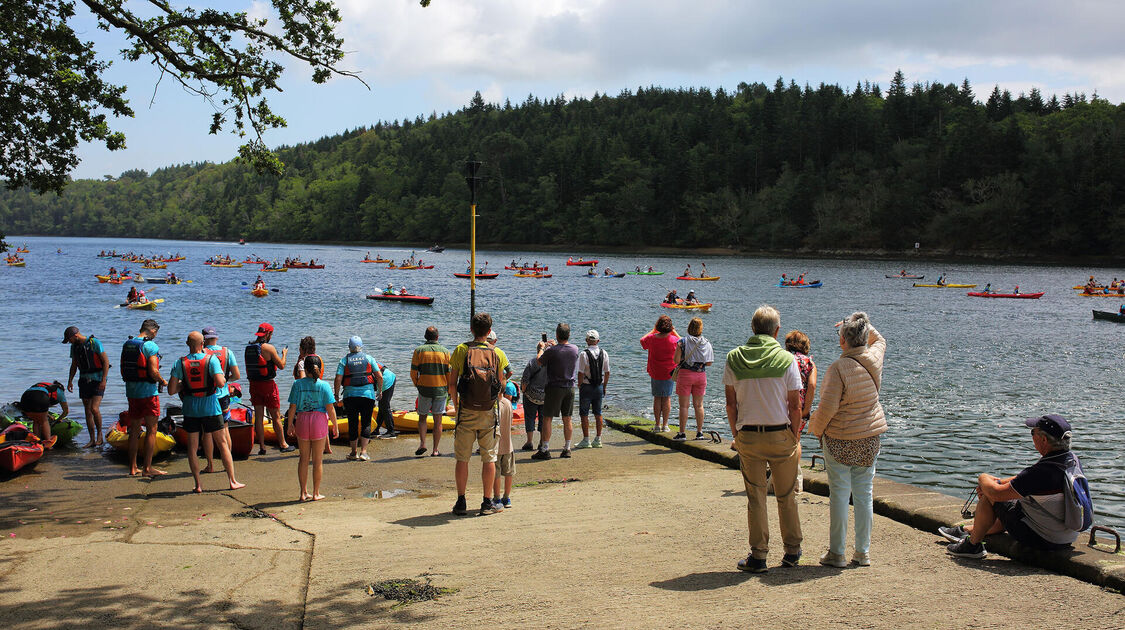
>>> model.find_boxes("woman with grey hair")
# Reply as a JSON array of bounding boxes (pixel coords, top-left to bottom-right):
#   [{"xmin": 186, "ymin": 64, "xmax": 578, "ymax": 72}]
[{"xmin": 808, "ymin": 312, "xmax": 887, "ymax": 568}]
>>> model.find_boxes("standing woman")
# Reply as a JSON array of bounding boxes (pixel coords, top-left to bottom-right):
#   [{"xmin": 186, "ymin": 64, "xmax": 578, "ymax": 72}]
[
  {"xmin": 333, "ymin": 336, "xmax": 383, "ymax": 460},
  {"xmin": 286, "ymin": 355, "xmax": 338, "ymax": 501},
  {"xmin": 293, "ymin": 336, "xmax": 330, "ymax": 454},
  {"xmin": 672, "ymin": 317, "xmax": 713, "ymax": 441},
  {"xmin": 640, "ymin": 315, "xmax": 680, "ymax": 432},
  {"xmin": 808, "ymin": 312, "xmax": 887, "ymax": 568},
  {"xmin": 784, "ymin": 330, "xmax": 817, "ymax": 428}
]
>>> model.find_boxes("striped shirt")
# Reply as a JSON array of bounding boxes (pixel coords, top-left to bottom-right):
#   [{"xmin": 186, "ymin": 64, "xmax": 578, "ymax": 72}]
[{"xmin": 410, "ymin": 342, "xmax": 450, "ymax": 399}]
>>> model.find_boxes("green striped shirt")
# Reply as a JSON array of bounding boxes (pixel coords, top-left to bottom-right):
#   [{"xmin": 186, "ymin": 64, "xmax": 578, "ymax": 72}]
[{"xmin": 411, "ymin": 342, "xmax": 450, "ymax": 399}]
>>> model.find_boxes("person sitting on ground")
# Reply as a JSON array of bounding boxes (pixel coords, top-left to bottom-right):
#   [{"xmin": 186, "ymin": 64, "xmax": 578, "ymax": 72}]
[
  {"xmin": 664, "ymin": 289, "xmax": 679, "ymax": 305},
  {"xmin": 941, "ymin": 414, "xmax": 1092, "ymax": 559},
  {"xmin": 684, "ymin": 290, "xmax": 699, "ymax": 305}
]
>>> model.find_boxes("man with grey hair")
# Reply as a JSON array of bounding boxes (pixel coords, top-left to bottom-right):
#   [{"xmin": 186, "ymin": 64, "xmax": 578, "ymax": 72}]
[
  {"xmin": 941, "ymin": 414, "xmax": 1091, "ymax": 559},
  {"xmin": 724, "ymin": 305, "xmax": 804, "ymax": 573}
]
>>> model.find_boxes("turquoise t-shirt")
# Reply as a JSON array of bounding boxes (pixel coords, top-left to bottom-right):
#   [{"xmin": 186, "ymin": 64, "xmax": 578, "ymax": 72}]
[
  {"xmin": 71, "ymin": 336, "xmax": 106, "ymax": 381},
  {"xmin": 169, "ymin": 352, "xmax": 223, "ymax": 418},
  {"xmin": 381, "ymin": 366, "xmax": 396, "ymax": 392},
  {"xmin": 205, "ymin": 344, "xmax": 240, "ymax": 377},
  {"xmin": 336, "ymin": 353, "xmax": 379, "ymax": 400},
  {"xmin": 124, "ymin": 339, "xmax": 161, "ymax": 399},
  {"xmin": 26, "ymin": 383, "xmax": 67, "ymax": 405},
  {"xmin": 288, "ymin": 377, "xmax": 335, "ymax": 412}
]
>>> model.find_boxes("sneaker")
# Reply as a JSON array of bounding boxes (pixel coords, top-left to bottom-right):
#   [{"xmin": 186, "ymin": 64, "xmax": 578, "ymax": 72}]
[
  {"xmin": 946, "ymin": 538, "xmax": 986, "ymax": 559},
  {"xmin": 819, "ymin": 551, "xmax": 847, "ymax": 568},
  {"xmin": 575, "ymin": 438, "xmax": 591, "ymax": 449},
  {"xmin": 499, "ymin": 497, "xmax": 511, "ymax": 508},
  {"xmin": 346, "ymin": 452, "xmax": 358, "ymax": 461},
  {"xmin": 693, "ymin": 431, "xmax": 706, "ymax": 440},
  {"xmin": 672, "ymin": 432, "xmax": 687, "ymax": 441},
  {"xmin": 358, "ymin": 453, "xmax": 371, "ymax": 461},
  {"xmin": 938, "ymin": 525, "xmax": 969, "ymax": 543},
  {"xmin": 520, "ymin": 442, "xmax": 535, "ymax": 451},
  {"xmin": 851, "ymin": 551, "xmax": 871, "ymax": 567},
  {"xmin": 591, "ymin": 437, "xmax": 602, "ymax": 448},
  {"xmin": 491, "ymin": 498, "xmax": 503, "ymax": 509},
  {"xmin": 736, "ymin": 555, "xmax": 768, "ymax": 573},
  {"xmin": 559, "ymin": 449, "xmax": 571, "ymax": 459},
  {"xmin": 279, "ymin": 445, "xmax": 296, "ymax": 453},
  {"xmin": 452, "ymin": 496, "xmax": 467, "ymax": 516},
  {"xmin": 781, "ymin": 551, "xmax": 802, "ymax": 567},
  {"xmin": 379, "ymin": 431, "xmax": 398, "ymax": 440},
  {"xmin": 257, "ymin": 447, "xmax": 267, "ymax": 456},
  {"xmin": 480, "ymin": 499, "xmax": 500, "ymax": 515},
  {"xmin": 530, "ymin": 450, "xmax": 552, "ymax": 460}
]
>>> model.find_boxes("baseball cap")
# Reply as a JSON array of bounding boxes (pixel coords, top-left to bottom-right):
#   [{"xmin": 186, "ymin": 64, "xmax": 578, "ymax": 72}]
[
  {"xmin": 1025, "ymin": 414, "xmax": 1073, "ymax": 439},
  {"xmin": 349, "ymin": 335, "xmax": 363, "ymax": 351},
  {"xmin": 62, "ymin": 325, "xmax": 80, "ymax": 343},
  {"xmin": 202, "ymin": 326, "xmax": 219, "ymax": 340},
  {"xmin": 586, "ymin": 329, "xmax": 600, "ymax": 341},
  {"xmin": 255, "ymin": 322, "xmax": 274, "ymax": 337},
  {"xmin": 486, "ymin": 330, "xmax": 497, "ymax": 342}
]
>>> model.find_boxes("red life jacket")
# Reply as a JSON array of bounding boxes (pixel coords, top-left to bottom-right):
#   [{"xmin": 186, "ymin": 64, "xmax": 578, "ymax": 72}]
[
  {"xmin": 244, "ymin": 342, "xmax": 276, "ymax": 381},
  {"xmin": 179, "ymin": 356, "xmax": 216, "ymax": 398},
  {"xmin": 204, "ymin": 346, "xmax": 232, "ymax": 379},
  {"xmin": 33, "ymin": 382, "xmax": 61, "ymax": 405}
]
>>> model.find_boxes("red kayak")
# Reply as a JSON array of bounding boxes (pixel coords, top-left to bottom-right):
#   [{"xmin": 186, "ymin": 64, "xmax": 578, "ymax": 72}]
[
  {"xmin": 226, "ymin": 408, "xmax": 255, "ymax": 458},
  {"xmin": 288, "ymin": 263, "xmax": 325, "ymax": 269},
  {"xmin": 566, "ymin": 259, "xmax": 598, "ymax": 266},
  {"xmin": 453, "ymin": 273, "xmax": 499, "ymax": 279},
  {"xmin": 967, "ymin": 291, "xmax": 1044, "ymax": 299},
  {"xmin": 366, "ymin": 293, "xmax": 435, "ymax": 305},
  {"xmin": 0, "ymin": 424, "xmax": 53, "ymax": 472}
]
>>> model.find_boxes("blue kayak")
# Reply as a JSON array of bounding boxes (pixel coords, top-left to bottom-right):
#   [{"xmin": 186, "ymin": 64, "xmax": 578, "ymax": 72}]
[{"xmin": 777, "ymin": 281, "xmax": 822, "ymax": 288}]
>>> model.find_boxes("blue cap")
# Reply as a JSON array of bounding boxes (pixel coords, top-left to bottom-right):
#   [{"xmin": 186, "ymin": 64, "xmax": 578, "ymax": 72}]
[
  {"xmin": 1025, "ymin": 414, "xmax": 1072, "ymax": 439},
  {"xmin": 349, "ymin": 335, "xmax": 363, "ymax": 351}
]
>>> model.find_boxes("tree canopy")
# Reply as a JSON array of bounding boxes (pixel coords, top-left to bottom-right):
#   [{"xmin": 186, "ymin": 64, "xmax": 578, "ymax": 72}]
[
  {"xmin": 2, "ymin": 73, "xmax": 1124, "ymax": 259},
  {"xmin": 0, "ymin": 0, "xmax": 367, "ymax": 195}
]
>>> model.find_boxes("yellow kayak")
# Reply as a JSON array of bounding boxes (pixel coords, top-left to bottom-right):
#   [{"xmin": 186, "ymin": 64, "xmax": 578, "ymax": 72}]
[
  {"xmin": 142, "ymin": 263, "xmax": 167, "ymax": 269},
  {"xmin": 393, "ymin": 410, "xmax": 457, "ymax": 433},
  {"xmin": 661, "ymin": 302, "xmax": 712, "ymax": 312},
  {"xmin": 211, "ymin": 263, "xmax": 243, "ymax": 268},
  {"xmin": 106, "ymin": 425, "xmax": 176, "ymax": 453},
  {"xmin": 258, "ymin": 410, "xmax": 376, "ymax": 443},
  {"xmin": 912, "ymin": 283, "xmax": 977, "ymax": 288},
  {"xmin": 251, "ymin": 288, "xmax": 269, "ymax": 297},
  {"xmin": 7, "ymin": 261, "xmax": 26, "ymax": 267}
]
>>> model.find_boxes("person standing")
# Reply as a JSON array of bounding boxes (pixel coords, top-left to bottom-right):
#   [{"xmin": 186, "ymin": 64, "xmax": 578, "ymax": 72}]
[
  {"xmin": 673, "ymin": 317, "xmax": 714, "ymax": 441},
  {"xmin": 375, "ymin": 362, "xmax": 397, "ymax": 439},
  {"xmin": 448, "ymin": 312, "xmax": 505, "ymax": 516},
  {"xmin": 168, "ymin": 331, "xmax": 244, "ymax": 493},
  {"xmin": 533, "ymin": 323, "xmax": 580, "ymax": 460},
  {"xmin": 333, "ymin": 336, "xmax": 382, "ymax": 461},
  {"xmin": 410, "ymin": 326, "xmax": 451, "ymax": 457},
  {"xmin": 519, "ymin": 338, "xmax": 550, "ymax": 451},
  {"xmin": 641, "ymin": 315, "xmax": 680, "ymax": 432},
  {"xmin": 724, "ymin": 305, "xmax": 804, "ymax": 573},
  {"xmin": 245, "ymin": 323, "xmax": 293, "ymax": 454},
  {"xmin": 19, "ymin": 381, "xmax": 69, "ymax": 442},
  {"xmin": 808, "ymin": 313, "xmax": 887, "ymax": 568},
  {"xmin": 576, "ymin": 330, "xmax": 609, "ymax": 449},
  {"xmin": 286, "ymin": 355, "xmax": 339, "ymax": 501},
  {"xmin": 121, "ymin": 318, "xmax": 168, "ymax": 477},
  {"xmin": 64, "ymin": 325, "xmax": 108, "ymax": 448},
  {"xmin": 202, "ymin": 326, "xmax": 242, "ymax": 472}
]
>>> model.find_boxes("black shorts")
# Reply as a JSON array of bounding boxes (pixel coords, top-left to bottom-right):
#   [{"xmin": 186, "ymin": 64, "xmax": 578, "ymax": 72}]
[
  {"xmin": 543, "ymin": 386, "xmax": 575, "ymax": 418},
  {"xmin": 994, "ymin": 500, "xmax": 1073, "ymax": 551},
  {"xmin": 182, "ymin": 415, "xmax": 225, "ymax": 434},
  {"xmin": 19, "ymin": 389, "xmax": 50, "ymax": 414},
  {"xmin": 78, "ymin": 378, "xmax": 106, "ymax": 400}
]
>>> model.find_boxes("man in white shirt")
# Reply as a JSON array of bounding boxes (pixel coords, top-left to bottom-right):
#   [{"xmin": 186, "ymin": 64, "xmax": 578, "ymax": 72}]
[
  {"xmin": 576, "ymin": 330, "xmax": 610, "ymax": 449},
  {"xmin": 723, "ymin": 305, "xmax": 803, "ymax": 574}
]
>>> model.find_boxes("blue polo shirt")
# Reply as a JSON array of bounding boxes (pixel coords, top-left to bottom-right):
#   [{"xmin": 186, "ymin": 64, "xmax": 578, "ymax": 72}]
[{"xmin": 170, "ymin": 352, "xmax": 223, "ymax": 418}]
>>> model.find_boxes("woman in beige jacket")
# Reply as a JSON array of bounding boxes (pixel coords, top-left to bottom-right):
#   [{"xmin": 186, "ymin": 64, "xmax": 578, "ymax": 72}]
[{"xmin": 809, "ymin": 312, "xmax": 887, "ymax": 568}]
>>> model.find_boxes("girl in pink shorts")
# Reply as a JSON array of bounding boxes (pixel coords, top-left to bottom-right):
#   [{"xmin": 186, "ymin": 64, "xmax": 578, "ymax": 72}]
[
  {"xmin": 672, "ymin": 317, "xmax": 714, "ymax": 440},
  {"xmin": 285, "ymin": 356, "xmax": 338, "ymax": 501}
]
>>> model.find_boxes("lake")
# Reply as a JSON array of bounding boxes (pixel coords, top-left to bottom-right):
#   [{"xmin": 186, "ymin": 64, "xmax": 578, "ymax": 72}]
[{"xmin": 2, "ymin": 236, "xmax": 1122, "ymax": 528}]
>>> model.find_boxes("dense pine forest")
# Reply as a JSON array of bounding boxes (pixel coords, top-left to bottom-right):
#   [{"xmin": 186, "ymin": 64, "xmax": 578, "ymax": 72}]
[{"xmin": 2, "ymin": 72, "xmax": 1124, "ymax": 256}]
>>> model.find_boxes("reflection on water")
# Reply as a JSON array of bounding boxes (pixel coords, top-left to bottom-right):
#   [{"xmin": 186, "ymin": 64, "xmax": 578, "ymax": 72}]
[{"xmin": 2, "ymin": 236, "xmax": 1122, "ymax": 528}]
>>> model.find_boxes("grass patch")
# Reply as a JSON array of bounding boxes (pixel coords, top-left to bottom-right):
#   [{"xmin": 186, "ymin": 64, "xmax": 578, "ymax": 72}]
[
  {"xmin": 366, "ymin": 578, "xmax": 457, "ymax": 607},
  {"xmin": 515, "ymin": 478, "xmax": 581, "ymax": 488}
]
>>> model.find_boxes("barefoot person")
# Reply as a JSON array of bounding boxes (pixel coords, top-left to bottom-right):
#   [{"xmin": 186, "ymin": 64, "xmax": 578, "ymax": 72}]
[
  {"xmin": 286, "ymin": 355, "xmax": 338, "ymax": 501},
  {"xmin": 245, "ymin": 323, "xmax": 293, "ymax": 454},
  {"xmin": 121, "ymin": 319, "xmax": 168, "ymax": 476},
  {"xmin": 167, "ymin": 331, "xmax": 244, "ymax": 493},
  {"xmin": 64, "ymin": 326, "xmax": 108, "ymax": 448},
  {"xmin": 410, "ymin": 326, "xmax": 451, "ymax": 457},
  {"xmin": 202, "ymin": 326, "xmax": 242, "ymax": 471}
]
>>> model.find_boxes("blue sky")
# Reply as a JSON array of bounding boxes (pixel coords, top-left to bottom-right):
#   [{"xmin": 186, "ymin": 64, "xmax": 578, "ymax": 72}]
[{"xmin": 70, "ymin": 0, "xmax": 1125, "ymax": 180}]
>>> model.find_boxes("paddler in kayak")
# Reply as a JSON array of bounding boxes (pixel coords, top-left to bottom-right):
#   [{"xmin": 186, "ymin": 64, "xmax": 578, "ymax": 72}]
[
  {"xmin": 586, "ymin": 266, "xmax": 597, "ymax": 277},
  {"xmin": 684, "ymin": 290, "xmax": 699, "ymax": 305},
  {"xmin": 253, "ymin": 276, "xmax": 266, "ymax": 291},
  {"xmin": 683, "ymin": 264, "xmax": 692, "ymax": 277},
  {"xmin": 398, "ymin": 286, "xmax": 410, "ymax": 296},
  {"xmin": 664, "ymin": 289, "xmax": 680, "ymax": 305},
  {"xmin": 383, "ymin": 283, "xmax": 395, "ymax": 296},
  {"xmin": 982, "ymin": 283, "xmax": 992, "ymax": 294},
  {"xmin": 126, "ymin": 286, "xmax": 139, "ymax": 303},
  {"xmin": 701, "ymin": 262, "xmax": 708, "ymax": 277},
  {"xmin": 1013, "ymin": 285, "xmax": 1020, "ymax": 295},
  {"xmin": 936, "ymin": 273, "xmax": 947, "ymax": 286}
]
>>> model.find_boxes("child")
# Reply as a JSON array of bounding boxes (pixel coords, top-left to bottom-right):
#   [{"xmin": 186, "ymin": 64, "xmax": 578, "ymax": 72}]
[
  {"xmin": 286, "ymin": 355, "xmax": 338, "ymax": 501},
  {"xmin": 491, "ymin": 382, "xmax": 519, "ymax": 509}
]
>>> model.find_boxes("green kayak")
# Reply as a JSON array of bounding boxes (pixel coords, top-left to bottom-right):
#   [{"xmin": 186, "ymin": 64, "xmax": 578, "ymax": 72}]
[{"xmin": 0, "ymin": 412, "xmax": 80, "ymax": 443}]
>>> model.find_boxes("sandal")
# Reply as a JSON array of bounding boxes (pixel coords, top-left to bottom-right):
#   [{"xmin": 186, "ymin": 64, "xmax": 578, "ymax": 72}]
[{"xmin": 414, "ymin": 447, "xmax": 427, "ymax": 457}]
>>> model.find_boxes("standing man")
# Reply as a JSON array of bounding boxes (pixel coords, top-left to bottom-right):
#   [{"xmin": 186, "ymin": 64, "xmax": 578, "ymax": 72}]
[
  {"xmin": 410, "ymin": 326, "xmax": 450, "ymax": 457},
  {"xmin": 64, "ymin": 325, "xmax": 109, "ymax": 448},
  {"xmin": 576, "ymin": 330, "xmax": 609, "ymax": 449},
  {"xmin": 448, "ymin": 312, "xmax": 505, "ymax": 516},
  {"xmin": 245, "ymin": 322, "xmax": 293, "ymax": 454},
  {"xmin": 168, "ymin": 331, "xmax": 245, "ymax": 493},
  {"xmin": 202, "ymin": 326, "xmax": 241, "ymax": 472},
  {"xmin": 121, "ymin": 318, "xmax": 167, "ymax": 477},
  {"xmin": 533, "ymin": 323, "xmax": 580, "ymax": 460},
  {"xmin": 724, "ymin": 305, "xmax": 804, "ymax": 573}
]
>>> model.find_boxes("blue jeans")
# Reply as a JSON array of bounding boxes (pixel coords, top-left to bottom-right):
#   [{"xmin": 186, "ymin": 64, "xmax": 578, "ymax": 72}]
[
  {"xmin": 523, "ymin": 398, "xmax": 545, "ymax": 435},
  {"xmin": 823, "ymin": 446, "xmax": 876, "ymax": 555}
]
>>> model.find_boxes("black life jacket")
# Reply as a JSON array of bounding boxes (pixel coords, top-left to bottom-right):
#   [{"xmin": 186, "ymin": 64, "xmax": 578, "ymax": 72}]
[
  {"xmin": 73, "ymin": 336, "xmax": 104, "ymax": 372},
  {"xmin": 245, "ymin": 342, "xmax": 276, "ymax": 381},
  {"xmin": 179, "ymin": 356, "xmax": 216, "ymax": 398},
  {"xmin": 342, "ymin": 352, "xmax": 376, "ymax": 387},
  {"xmin": 121, "ymin": 337, "xmax": 156, "ymax": 383},
  {"xmin": 584, "ymin": 348, "xmax": 605, "ymax": 386}
]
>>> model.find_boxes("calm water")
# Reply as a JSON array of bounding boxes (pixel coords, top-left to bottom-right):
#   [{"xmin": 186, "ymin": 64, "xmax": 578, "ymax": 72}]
[{"xmin": 2, "ymin": 236, "xmax": 1122, "ymax": 528}]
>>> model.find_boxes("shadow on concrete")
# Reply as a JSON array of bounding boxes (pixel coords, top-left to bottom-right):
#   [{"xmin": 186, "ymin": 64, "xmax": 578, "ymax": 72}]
[{"xmin": 390, "ymin": 510, "xmax": 464, "ymax": 528}]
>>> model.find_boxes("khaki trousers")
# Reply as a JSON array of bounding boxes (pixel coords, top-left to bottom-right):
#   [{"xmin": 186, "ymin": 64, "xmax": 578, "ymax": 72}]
[{"xmin": 736, "ymin": 428, "xmax": 802, "ymax": 559}]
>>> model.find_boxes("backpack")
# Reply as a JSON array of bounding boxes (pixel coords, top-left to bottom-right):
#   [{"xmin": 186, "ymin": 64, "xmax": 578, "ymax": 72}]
[
  {"xmin": 1056, "ymin": 457, "xmax": 1094, "ymax": 533},
  {"xmin": 457, "ymin": 343, "xmax": 501, "ymax": 411},
  {"xmin": 584, "ymin": 348, "xmax": 604, "ymax": 386}
]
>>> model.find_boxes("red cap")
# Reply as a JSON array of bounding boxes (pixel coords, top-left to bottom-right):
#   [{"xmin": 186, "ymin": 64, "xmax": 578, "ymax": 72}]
[{"xmin": 256, "ymin": 322, "xmax": 274, "ymax": 337}]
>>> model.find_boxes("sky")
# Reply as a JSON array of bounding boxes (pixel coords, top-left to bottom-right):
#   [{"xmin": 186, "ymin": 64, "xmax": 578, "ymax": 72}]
[{"xmin": 69, "ymin": 0, "xmax": 1125, "ymax": 180}]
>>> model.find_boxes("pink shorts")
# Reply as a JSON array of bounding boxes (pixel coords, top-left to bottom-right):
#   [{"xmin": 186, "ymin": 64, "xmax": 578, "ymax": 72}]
[
  {"xmin": 249, "ymin": 380, "xmax": 280, "ymax": 408},
  {"xmin": 294, "ymin": 411, "xmax": 329, "ymax": 441},
  {"xmin": 675, "ymin": 369, "xmax": 707, "ymax": 397}
]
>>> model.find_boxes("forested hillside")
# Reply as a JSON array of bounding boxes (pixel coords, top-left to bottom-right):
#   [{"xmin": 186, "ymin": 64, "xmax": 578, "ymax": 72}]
[{"xmin": 3, "ymin": 72, "xmax": 1124, "ymax": 256}]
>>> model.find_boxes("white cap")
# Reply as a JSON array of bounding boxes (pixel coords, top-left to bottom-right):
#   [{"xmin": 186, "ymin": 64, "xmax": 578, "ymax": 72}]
[
  {"xmin": 586, "ymin": 329, "xmax": 600, "ymax": 341},
  {"xmin": 486, "ymin": 330, "xmax": 497, "ymax": 342}
]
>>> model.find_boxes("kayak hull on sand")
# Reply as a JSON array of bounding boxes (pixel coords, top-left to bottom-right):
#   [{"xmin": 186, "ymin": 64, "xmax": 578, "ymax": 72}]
[
  {"xmin": 0, "ymin": 440, "xmax": 45, "ymax": 472},
  {"xmin": 453, "ymin": 273, "xmax": 498, "ymax": 279}
]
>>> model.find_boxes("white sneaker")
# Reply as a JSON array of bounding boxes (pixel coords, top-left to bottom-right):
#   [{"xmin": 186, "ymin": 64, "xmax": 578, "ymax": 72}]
[
  {"xmin": 819, "ymin": 551, "xmax": 847, "ymax": 568},
  {"xmin": 851, "ymin": 551, "xmax": 871, "ymax": 566},
  {"xmin": 575, "ymin": 438, "xmax": 591, "ymax": 449},
  {"xmin": 591, "ymin": 436, "xmax": 602, "ymax": 448}
]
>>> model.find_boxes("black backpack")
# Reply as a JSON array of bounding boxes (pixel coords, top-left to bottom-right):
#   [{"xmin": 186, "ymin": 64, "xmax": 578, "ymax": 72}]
[{"xmin": 585, "ymin": 348, "xmax": 604, "ymax": 386}]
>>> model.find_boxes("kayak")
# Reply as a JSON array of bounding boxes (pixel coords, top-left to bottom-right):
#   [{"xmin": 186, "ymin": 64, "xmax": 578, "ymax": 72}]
[
  {"xmin": 913, "ymin": 283, "xmax": 977, "ymax": 288},
  {"xmin": 367, "ymin": 258, "xmax": 392, "ymax": 263},
  {"xmin": 96, "ymin": 274, "xmax": 131, "ymax": 282},
  {"xmin": 676, "ymin": 276, "xmax": 720, "ymax": 281},
  {"xmin": 453, "ymin": 273, "xmax": 499, "ymax": 279},
  {"xmin": 160, "ymin": 257, "xmax": 186, "ymax": 262},
  {"xmin": 15, "ymin": 248, "xmax": 29, "ymax": 253},
  {"xmin": 1077, "ymin": 291, "xmax": 1125, "ymax": 298},
  {"xmin": 0, "ymin": 440, "xmax": 46, "ymax": 472},
  {"xmin": 505, "ymin": 266, "xmax": 549, "ymax": 272},
  {"xmin": 589, "ymin": 273, "xmax": 626, "ymax": 278},
  {"xmin": 210, "ymin": 263, "xmax": 243, "ymax": 268},
  {"xmin": 886, "ymin": 274, "xmax": 924, "ymax": 279},
  {"xmin": 366, "ymin": 294, "xmax": 435, "ymax": 305},
  {"xmin": 142, "ymin": 263, "xmax": 168, "ymax": 269},
  {"xmin": 171, "ymin": 416, "xmax": 253, "ymax": 458},
  {"xmin": 6, "ymin": 261, "xmax": 25, "ymax": 267},
  {"xmin": 392, "ymin": 410, "xmax": 457, "ymax": 433},
  {"xmin": 627, "ymin": 271, "xmax": 665, "ymax": 275},
  {"xmin": 105, "ymin": 419, "xmax": 176, "ymax": 454},
  {"xmin": 262, "ymin": 266, "xmax": 287, "ymax": 272},
  {"xmin": 661, "ymin": 302, "xmax": 713, "ymax": 312},
  {"xmin": 777, "ymin": 281, "xmax": 823, "ymax": 288},
  {"xmin": 566, "ymin": 260, "xmax": 598, "ymax": 266},
  {"xmin": 243, "ymin": 259, "xmax": 268, "ymax": 265},
  {"xmin": 126, "ymin": 300, "xmax": 158, "ymax": 310},
  {"xmin": 514, "ymin": 273, "xmax": 552, "ymax": 278},
  {"xmin": 251, "ymin": 288, "xmax": 269, "ymax": 297},
  {"xmin": 389, "ymin": 264, "xmax": 419, "ymax": 270},
  {"xmin": 1073, "ymin": 285, "xmax": 1113, "ymax": 291},
  {"xmin": 288, "ymin": 263, "xmax": 325, "ymax": 269},
  {"xmin": 1092, "ymin": 310, "xmax": 1125, "ymax": 323},
  {"xmin": 967, "ymin": 291, "xmax": 1044, "ymax": 299},
  {"xmin": 50, "ymin": 418, "xmax": 82, "ymax": 443}
]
